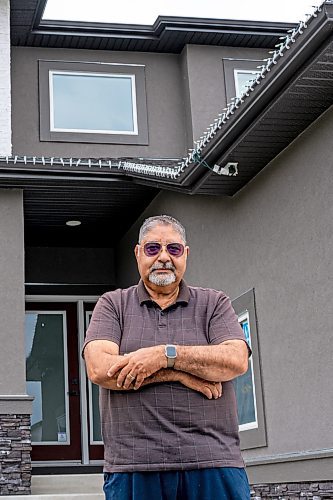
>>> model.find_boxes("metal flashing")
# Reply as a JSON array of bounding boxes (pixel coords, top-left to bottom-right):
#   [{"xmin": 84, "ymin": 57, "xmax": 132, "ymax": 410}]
[{"xmin": 0, "ymin": 155, "xmax": 180, "ymax": 180}]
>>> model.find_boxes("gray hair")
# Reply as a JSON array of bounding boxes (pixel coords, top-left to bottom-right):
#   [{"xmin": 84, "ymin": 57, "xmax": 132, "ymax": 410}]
[{"xmin": 138, "ymin": 215, "xmax": 187, "ymax": 244}]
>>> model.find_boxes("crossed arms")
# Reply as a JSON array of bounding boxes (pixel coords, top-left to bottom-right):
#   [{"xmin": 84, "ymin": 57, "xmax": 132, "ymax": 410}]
[{"xmin": 83, "ymin": 339, "xmax": 249, "ymax": 400}]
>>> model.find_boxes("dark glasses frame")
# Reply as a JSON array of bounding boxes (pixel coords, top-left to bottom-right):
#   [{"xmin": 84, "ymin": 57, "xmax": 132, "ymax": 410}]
[{"xmin": 142, "ymin": 242, "xmax": 185, "ymax": 257}]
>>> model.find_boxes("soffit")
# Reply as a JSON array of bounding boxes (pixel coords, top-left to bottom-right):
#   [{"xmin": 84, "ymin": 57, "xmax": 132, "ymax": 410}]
[
  {"xmin": 0, "ymin": 165, "xmax": 158, "ymax": 247},
  {"xmin": 10, "ymin": 0, "xmax": 294, "ymax": 52}
]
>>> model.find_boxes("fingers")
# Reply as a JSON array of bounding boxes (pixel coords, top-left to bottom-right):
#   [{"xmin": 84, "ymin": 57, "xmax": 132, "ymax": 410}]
[
  {"xmin": 200, "ymin": 386, "xmax": 213, "ymax": 399},
  {"xmin": 133, "ymin": 372, "xmax": 145, "ymax": 390},
  {"xmin": 120, "ymin": 372, "xmax": 136, "ymax": 390},
  {"xmin": 204, "ymin": 382, "xmax": 223, "ymax": 400},
  {"xmin": 216, "ymin": 382, "xmax": 223, "ymax": 398},
  {"xmin": 116, "ymin": 367, "xmax": 135, "ymax": 389},
  {"xmin": 210, "ymin": 383, "xmax": 220, "ymax": 399},
  {"xmin": 107, "ymin": 357, "xmax": 131, "ymax": 378},
  {"xmin": 108, "ymin": 355, "xmax": 148, "ymax": 389}
]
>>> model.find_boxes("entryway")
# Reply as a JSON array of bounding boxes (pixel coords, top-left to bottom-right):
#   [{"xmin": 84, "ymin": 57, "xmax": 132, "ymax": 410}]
[{"xmin": 25, "ymin": 298, "xmax": 103, "ymax": 464}]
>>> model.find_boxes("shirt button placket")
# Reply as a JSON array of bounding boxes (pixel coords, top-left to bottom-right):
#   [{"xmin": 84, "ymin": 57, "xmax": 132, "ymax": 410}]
[{"xmin": 158, "ymin": 309, "xmax": 167, "ymax": 330}]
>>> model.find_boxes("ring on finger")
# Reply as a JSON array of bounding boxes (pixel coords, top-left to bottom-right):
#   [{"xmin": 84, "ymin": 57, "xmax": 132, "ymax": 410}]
[{"xmin": 127, "ymin": 373, "xmax": 136, "ymax": 381}]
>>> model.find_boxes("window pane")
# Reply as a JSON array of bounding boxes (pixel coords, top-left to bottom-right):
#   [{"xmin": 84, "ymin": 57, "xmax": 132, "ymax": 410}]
[
  {"xmin": 234, "ymin": 314, "xmax": 257, "ymax": 428},
  {"xmin": 234, "ymin": 70, "xmax": 257, "ymax": 97},
  {"xmin": 51, "ymin": 73, "xmax": 135, "ymax": 133},
  {"xmin": 25, "ymin": 312, "xmax": 69, "ymax": 443},
  {"xmin": 86, "ymin": 311, "xmax": 102, "ymax": 443},
  {"xmin": 91, "ymin": 383, "xmax": 102, "ymax": 442}
]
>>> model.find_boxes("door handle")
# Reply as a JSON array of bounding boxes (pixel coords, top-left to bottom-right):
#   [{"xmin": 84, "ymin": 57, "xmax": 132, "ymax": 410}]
[{"xmin": 67, "ymin": 390, "xmax": 80, "ymax": 396}]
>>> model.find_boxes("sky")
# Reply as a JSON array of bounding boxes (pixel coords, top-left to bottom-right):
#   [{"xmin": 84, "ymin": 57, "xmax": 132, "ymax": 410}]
[{"xmin": 43, "ymin": 0, "xmax": 324, "ymax": 25}]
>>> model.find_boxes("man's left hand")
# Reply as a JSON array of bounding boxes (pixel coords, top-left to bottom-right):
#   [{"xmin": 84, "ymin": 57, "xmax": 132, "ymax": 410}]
[{"xmin": 107, "ymin": 346, "xmax": 166, "ymax": 390}]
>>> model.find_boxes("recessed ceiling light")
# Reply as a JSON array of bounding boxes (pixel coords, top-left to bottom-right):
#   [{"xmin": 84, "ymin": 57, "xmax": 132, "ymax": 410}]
[{"xmin": 66, "ymin": 220, "xmax": 81, "ymax": 227}]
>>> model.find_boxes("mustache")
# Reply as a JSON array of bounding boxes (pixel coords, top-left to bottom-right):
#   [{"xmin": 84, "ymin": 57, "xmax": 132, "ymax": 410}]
[{"xmin": 150, "ymin": 262, "xmax": 176, "ymax": 272}]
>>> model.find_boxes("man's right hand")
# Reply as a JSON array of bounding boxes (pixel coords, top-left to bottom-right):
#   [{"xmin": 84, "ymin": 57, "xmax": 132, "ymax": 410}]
[{"xmin": 178, "ymin": 372, "xmax": 222, "ymax": 399}]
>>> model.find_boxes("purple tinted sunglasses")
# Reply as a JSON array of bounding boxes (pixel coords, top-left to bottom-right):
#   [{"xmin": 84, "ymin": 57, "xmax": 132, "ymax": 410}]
[{"xmin": 143, "ymin": 242, "xmax": 185, "ymax": 257}]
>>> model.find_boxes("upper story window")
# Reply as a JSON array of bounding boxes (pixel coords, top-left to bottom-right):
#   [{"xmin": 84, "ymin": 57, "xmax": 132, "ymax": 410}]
[
  {"xmin": 50, "ymin": 71, "xmax": 138, "ymax": 135},
  {"xmin": 234, "ymin": 69, "xmax": 257, "ymax": 98},
  {"xmin": 222, "ymin": 58, "xmax": 262, "ymax": 103},
  {"xmin": 39, "ymin": 61, "xmax": 148, "ymax": 145}
]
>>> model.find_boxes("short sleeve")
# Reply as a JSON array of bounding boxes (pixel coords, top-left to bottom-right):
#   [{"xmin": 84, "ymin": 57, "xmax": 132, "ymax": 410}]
[
  {"xmin": 209, "ymin": 293, "xmax": 251, "ymax": 354},
  {"xmin": 82, "ymin": 293, "xmax": 122, "ymax": 356}
]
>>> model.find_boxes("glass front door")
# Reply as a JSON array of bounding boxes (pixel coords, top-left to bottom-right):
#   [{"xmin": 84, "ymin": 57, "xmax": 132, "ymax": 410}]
[
  {"xmin": 25, "ymin": 303, "xmax": 82, "ymax": 461},
  {"xmin": 25, "ymin": 300, "xmax": 104, "ymax": 463},
  {"xmin": 85, "ymin": 307, "xmax": 104, "ymax": 461}
]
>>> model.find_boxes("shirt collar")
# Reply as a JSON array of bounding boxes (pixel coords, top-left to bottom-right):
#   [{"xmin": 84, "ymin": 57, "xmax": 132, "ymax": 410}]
[{"xmin": 137, "ymin": 279, "xmax": 190, "ymax": 306}]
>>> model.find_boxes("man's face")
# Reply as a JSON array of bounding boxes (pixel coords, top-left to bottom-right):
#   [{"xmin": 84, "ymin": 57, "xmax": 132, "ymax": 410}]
[{"xmin": 135, "ymin": 224, "xmax": 189, "ymax": 291}]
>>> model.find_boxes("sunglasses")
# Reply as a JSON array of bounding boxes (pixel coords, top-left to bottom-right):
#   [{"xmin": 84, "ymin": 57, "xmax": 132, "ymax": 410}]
[{"xmin": 143, "ymin": 242, "xmax": 185, "ymax": 257}]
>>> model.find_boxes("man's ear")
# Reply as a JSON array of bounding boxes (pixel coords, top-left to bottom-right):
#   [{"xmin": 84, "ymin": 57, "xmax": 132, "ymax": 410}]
[
  {"xmin": 134, "ymin": 244, "xmax": 140, "ymax": 259},
  {"xmin": 185, "ymin": 246, "xmax": 190, "ymax": 257}
]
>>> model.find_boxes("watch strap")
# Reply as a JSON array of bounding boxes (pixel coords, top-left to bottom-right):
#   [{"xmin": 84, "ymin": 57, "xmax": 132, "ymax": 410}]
[{"xmin": 167, "ymin": 356, "xmax": 176, "ymax": 369}]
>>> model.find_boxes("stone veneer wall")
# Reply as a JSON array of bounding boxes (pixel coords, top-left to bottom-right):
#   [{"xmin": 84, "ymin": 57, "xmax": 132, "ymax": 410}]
[
  {"xmin": 0, "ymin": 414, "xmax": 31, "ymax": 495},
  {"xmin": 251, "ymin": 482, "xmax": 333, "ymax": 499}
]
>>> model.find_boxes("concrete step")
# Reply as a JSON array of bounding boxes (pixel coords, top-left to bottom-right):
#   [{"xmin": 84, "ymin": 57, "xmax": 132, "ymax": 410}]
[
  {"xmin": 1, "ymin": 474, "xmax": 104, "ymax": 499},
  {"xmin": 1, "ymin": 496, "xmax": 103, "ymax": 500},
  {"xmin": 32, "ymin": 474, "xmax": 104, "ymax": 494}
]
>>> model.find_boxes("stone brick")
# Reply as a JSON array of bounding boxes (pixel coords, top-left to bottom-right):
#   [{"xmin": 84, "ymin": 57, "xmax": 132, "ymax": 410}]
[
  {"xmin": 250, "ymin": 482, "xmax": 333, "ymax": 500},
  {"xmin": 289, "ymin": 484, "xmax": 302, "ymax": 491},
  {"xmin": 319, "ymin": 483, "xmax": 333, "ymax": 491},
  {"xmin": 0, "ymin": 414, "xmax": 31, "ymax": 495}
]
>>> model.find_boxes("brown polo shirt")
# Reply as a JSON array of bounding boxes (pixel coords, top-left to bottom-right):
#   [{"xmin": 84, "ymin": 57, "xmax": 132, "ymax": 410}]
[{"xmin": 83, "ymin": 280, "xmax": 248, "ymax": 472}]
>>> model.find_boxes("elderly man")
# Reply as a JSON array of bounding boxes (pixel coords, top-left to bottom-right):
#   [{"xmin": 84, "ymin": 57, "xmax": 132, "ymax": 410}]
[{"xmin": 83, "ymin": 215, "xmax": 251, "ymax": 500}]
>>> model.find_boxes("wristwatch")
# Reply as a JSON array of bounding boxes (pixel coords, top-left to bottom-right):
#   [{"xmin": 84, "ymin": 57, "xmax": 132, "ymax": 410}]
[{"xmin": 165, "ymin": 344, "xmax": 177, "ymax": 368}]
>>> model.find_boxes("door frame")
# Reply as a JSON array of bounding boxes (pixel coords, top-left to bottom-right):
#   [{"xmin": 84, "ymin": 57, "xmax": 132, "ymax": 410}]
[{"xmin": 26, "ymin": 295, "xmax": 100, "ymax": 465}]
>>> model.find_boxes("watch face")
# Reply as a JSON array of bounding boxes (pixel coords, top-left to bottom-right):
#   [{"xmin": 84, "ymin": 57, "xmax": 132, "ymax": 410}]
[{"xmin": 166, "ymin": 345, "xmax": 177, "ymax": 358}]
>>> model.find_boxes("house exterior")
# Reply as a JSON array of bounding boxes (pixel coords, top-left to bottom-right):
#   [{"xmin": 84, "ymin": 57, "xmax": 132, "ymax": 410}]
[
  {"xmin": 0, "ymin": 0, "xmax": 332, "ymax": 496},
  {"xmin": 0, "ymin": 0, "xmax": 10, "ymax": 155}
]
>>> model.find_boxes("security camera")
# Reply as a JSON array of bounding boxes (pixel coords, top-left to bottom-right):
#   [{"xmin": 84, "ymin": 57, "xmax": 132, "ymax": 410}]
[{"xmin": 212, "ymin": 162, "xmax": 238, "ymax": 176}]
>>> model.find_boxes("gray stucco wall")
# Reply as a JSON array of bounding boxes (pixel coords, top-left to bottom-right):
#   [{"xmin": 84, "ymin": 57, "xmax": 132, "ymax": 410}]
[
  {"xmin": 25, "ymin": 247, "xmax": 115, "ymax": 288},
  {"xmin": 0, "ymin": 189, "xmax": 32, "ymax": 414},
  {"xmin": 184, "ymin": 45, "xmax": 268, "ymax": 142},
  {"xmin": 10, "ymin": 47, "xmax": 187, "ymax": 159},
  {"xmin": 116, "ymin": 107, "xmax": 333, "ymax": 481},
  {"xmin": 0, "ymin": 0, "xmax": 11, "ymax": 155},
  {"xmin": 10, "ymin": 45, "xmax": 268, "ymax": 159}
]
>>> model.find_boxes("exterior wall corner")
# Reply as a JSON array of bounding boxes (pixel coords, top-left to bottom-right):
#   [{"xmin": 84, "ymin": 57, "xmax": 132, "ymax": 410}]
[{"xmin": 0, "ymin": 0, "xmax": 12, "ymax": 156}]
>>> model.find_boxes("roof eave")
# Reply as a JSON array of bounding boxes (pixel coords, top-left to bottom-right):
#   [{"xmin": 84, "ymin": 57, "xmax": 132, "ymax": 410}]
[{"xmin": 178, "ymin": 2, "xmax": 333, "ymax": 194}]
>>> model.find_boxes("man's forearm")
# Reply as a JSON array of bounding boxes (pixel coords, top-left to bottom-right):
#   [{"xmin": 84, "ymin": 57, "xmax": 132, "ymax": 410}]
[
  {"xmin": 91, "ymin": 366, "xmax": 222, "ymax": 400},
  {"xmin": 97, "ymin": 368, "xmax": 180, "ymax": 390},
  {"xmin": 106, "ymin": 340, "xmax": 249, "ymax": 389},
  {"xmin": 174, "ymin": 342, "xmax": 248, "ymax": 381},
  {"xmin": 86, "ymin": 350, "xmax": 180, "ymax": 390}
]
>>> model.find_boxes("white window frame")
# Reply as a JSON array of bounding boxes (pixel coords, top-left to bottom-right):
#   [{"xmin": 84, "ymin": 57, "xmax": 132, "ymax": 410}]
[
  {"xmin": 232, "ymin": 288, "xmax": 267, "ymax": 450},
  {"xmin": 39, "ymin": 60, "xmax": 148, "ymax": 145},
  {"xmin": 222, "ymin": 57, "xmax": 264, "ymax": 103},
  {"xmin": 237, "ymin": 310, "xmax": 259, "ymax": 432},
  {"xmin": 85, "ymin": 310, "xmax": 103, "ymax": 445},
  {"xmin": 25, "ymin": 310, "xmax": 70, "ymax": 446},
  {"xmin": 49, "ymin": 70, "xmax": 138, "ymax": 135},
  {"xmin": 233, "ymin": 69, "xmax": 258, "ymax": 98}
]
